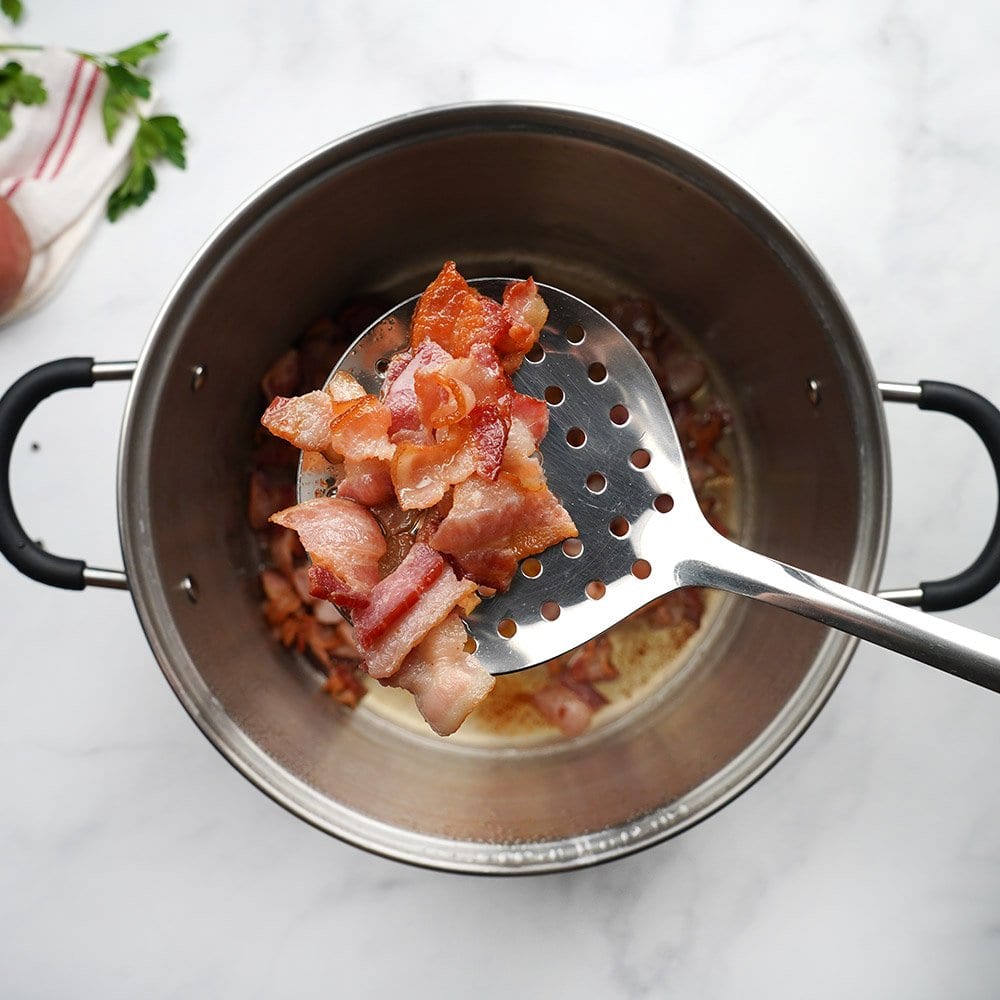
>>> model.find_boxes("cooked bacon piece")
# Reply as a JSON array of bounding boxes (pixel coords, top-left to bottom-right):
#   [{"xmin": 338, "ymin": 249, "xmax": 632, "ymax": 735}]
[
  {"xmin": 531, "ymin": 682, "xmax": 595, "ymax": 737},
  {"xmin": 337, "ymin": 457, "xmax": 395, "ymax": 507},
  {"xmin": 497, "ymin": 277, "xmax": 548, "ymax": 372},
  {"xmin": 439, "ymin": 344, "xmax": 514, "ymax": 479},
  {"xmin": 323, "ymin": 661, "xmax": 367, "ymax": 708},
  {"xmin": 353, "ymin": 543, "xmax": 445, "ymax": 646},
  {"xmin": 559, "ymin": 676, "xmax": 608, "ymax": 710},
  {"xmin": 268, "ymin": 526, "xmax": 303, "ymax": 577},
  {"xmin": 260, "ymin": 568, "xmax": 302, "ymax": 626},
  {"xmin": 383, "ymin": 339, "xmax": 453, "ymax": 437},
  {"xmin": 261, "ymin": 348, "xmax": 301, "ymax": 401},
  {"xmin": 439, "ymin": 342, "xmax": 513, "ymax": 407},
  {"xmin": 391, "ymin": 429, "xmax": 477, "ymax": 510},
  {"xmin": 248, "ymin": 471, "xmax": 295, "ymax": 530},
  {"xmin": 431, "ymin": 472, "xmax": 578, "ymax": 590},
  {"xmin": 270, "ymin": 498, "xmax": 386, "ymax": 609},
  {"xmin": 409, "ymin": 261, "xmax": 509, "ymax": 357},
  {"xmin": 641, "ymin": 587, "xmax": 705, "ymax": 629},
  {"xmin": 328, "ymin": 395, "xmax": 394, "ymax": 462},
  {"xmin": 386, "ymin": 612, "xmax": 495, "ymax": 736},
  {"xmin": 252, "ymin": 435, "xmax": 300, "ymax": 471},
  {"xmin": 363, "ymin": 566, "xmax": 479, "ymax": 679},
  {"xmin": 500, "ymin": 416, "xmax": 546, "ymax": 491},
  {"xmin": 413, "ymin": 366, "xmax": 475, "ymax": 428},
  {"xmin": 326, "ymin": 370, "xmax": 367, "ymax": 405},
  {"xmin": 511, "ymin": 392, "xmax": 548, "ymax": 443},
  {"xmin": 468, "ymin": 403, "xmax": 508, "ymax": 480},
  {"xmin": 448, "ymin": 288, "xmax": 508, "ymax": 357},
  {"xmin": 409, "ymin": 261, "xmax": 472, "ymax": 351},
  {"xmin": 566, "ymin": 638, "xmax": 617, "ymax": 683},
  {"xmin": 662, "ymin": 352, "xmax": 707, "ymax": 403},
  {"xmin": 261, "ymin": 391, "xmax": 333, "ymax": 456}
]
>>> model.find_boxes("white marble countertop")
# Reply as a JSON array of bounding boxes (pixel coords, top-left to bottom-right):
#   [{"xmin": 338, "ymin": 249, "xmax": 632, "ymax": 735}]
[{"xmin": 2, "ymin": 1, "xmax": 1000, "ymax": 996}]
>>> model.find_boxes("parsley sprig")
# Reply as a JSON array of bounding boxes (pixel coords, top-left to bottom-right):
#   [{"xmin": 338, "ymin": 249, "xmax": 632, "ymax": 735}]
[
  {"xmin": 0, "ymin": 27, "xmax": 187, "ymax": 221},
  {"xmin": 0, "ymin": 59, "xmax": 45, "ymax": 138},
  {"xmin": 80, "ymin": 32, "xmax": 187, "ymax": 220},
  {"xmin": 1, "ymin": 0, "xmax": 22, "ymax": 25}
]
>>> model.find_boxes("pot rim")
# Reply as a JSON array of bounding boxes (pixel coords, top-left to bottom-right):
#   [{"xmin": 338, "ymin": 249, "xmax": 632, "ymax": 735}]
[{"xmin": 117, "ymin": 101, "xmax": 890, "ymax": 874}]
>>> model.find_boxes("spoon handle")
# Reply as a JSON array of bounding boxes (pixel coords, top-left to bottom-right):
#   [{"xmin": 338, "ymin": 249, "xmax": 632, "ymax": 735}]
[{"xmin": 686, "ymin": 533, "xmax": 1000, "ymax": 693}]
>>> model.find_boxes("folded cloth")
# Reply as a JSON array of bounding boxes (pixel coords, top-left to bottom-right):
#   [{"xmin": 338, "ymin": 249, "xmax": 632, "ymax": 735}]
[{"xmin": 0, "ymin": 35, "xmax": 149, "ymax": 324}]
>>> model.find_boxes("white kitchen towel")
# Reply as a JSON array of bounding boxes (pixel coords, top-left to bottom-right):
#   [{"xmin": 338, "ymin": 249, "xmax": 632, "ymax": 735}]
[{"xmin": 0, "ymin": 39, "xmax": 148, "ymax": 324}]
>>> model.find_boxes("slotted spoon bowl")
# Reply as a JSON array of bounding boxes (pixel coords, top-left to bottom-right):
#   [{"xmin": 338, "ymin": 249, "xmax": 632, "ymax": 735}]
[{"xmin": 303, "ymin": 278, "xmax": 1000, "ymax": 691}]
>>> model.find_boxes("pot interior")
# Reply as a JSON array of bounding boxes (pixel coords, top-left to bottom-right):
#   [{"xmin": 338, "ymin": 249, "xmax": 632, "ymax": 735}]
[{"xmin": 121, "ymin": 106, "xmax": 887, "ymax": 871}]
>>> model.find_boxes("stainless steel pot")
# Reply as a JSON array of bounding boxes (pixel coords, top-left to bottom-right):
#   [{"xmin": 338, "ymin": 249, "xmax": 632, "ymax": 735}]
[{"xmin": 3, "ymin": 104, "xmax": 1000, "ymax": 874}]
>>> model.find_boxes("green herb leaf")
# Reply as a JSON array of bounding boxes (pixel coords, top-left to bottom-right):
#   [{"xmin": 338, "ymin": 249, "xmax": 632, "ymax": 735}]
[
  {"xmin": 106, "ymin": 114, "xmax": 187, "ymax": 221},
  {"xmin": 0, "ymin": 59, "xmax": 47, "ymax": 139},
  {"xmin": 1, "ymin": 0, "xmax": 23, "ymax": 25},
  {"xmin": 146, "ymin": 114, "xmax": 186, "ymax": 168},
  {"xmin": 107, "ymin": 153, "xmax": 156, "ymax": 222},
  {"xmin": 101, "ymin": 82, "xmax": 131, "ymax": 140},
  {"xmin": 104, "ymin": 62, "xmax": 151, "ymax": 100},
  {"xmin": 110, "ymin": 32, "xmax": 168, "ymax": 68}
]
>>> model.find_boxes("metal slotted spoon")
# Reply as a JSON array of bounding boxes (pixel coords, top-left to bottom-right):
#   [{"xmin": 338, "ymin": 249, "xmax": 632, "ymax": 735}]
[{"xmin": 302, "ymin": 279, "xmax": 1000, "ymax": 689}]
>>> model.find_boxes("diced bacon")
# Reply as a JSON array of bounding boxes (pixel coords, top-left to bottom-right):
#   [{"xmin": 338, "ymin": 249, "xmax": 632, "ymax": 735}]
[
  {"xmin": 270, "ymin": 498, "xmax": 386, "ymax": 608},
  {"xmin": 391, "ymin": 430, "xmax": 476, "ymax": 510},
  {"xmin": 662, "ymin": 352, "xmax": 707, "ymax": 403},
  {"xmin": 337, "ymin": 457, "xmax": 395, "ymax": 506},
  {"xmin": 500, "ymin": 417, "xmax": 545, "ymax": 491},
  {"xmin": 260, "ymin": 568, "xmax": 302, "ymax": 626},
  {"xmin": 559, "ymin": 676, "xmax": 608, "ymax": 710},
  {"xmin": 268, "ymin": 526, "xmax": 303, "ymax": 577},
  {"xmin": 386, "ymin": 613, "xmax": 495, "ymax": 736},
  {"xmin": 252, "ymin": 435, "xmax": 299, "ymax": 471},
  {"xmin": 328, "ymin": 395, "xmax": 394, "ymax": 462},
  {"xmin": 248, "ymin": 471, "xmax": 295, "ymax": 530},
  {"xmin": 414, "ymin": 366, "xmax": 476, "ymax": 428},
  {"xmin": 353, "ymin": 543, "xmax": 445, "ymax": 646},
  {"xmin": 261, "ymin": 391, "xmax": 333, "ymax": 456},
  {"xmin": 439, "ymin": 343, "xmax": 513, "ymax": 407},
  {"xmin": 363, "ymin": 566, "xmax": 479, "ymax": 679},
  {"xmin": 511, "ymin": 392, "xmax": 548, "ymax": 443},
  {"xmin": 642, "ymin": 588, "xmax": 705, "ymax": 629},
  {"xmin": 431, "ymin": 473, "xmax": 578, "ymax": 590},
  {"xmin": 498, "ymin": 277, "xmax": 548, "ymax": 371},
  {"xmin": 439, "ymin": 344, "xmax": 514, "ymax": 479},
  {"xmin": 567, "ymin": 638, "xmax": 618, "ymax": 683},
  {"xmin": 468, "ymin": 403, "xmax": 508, "ymax": 480},
  {"xmin": 382, "ymin": 339, "xmax": 453, "ymax": 437},
  {"xmin": 261, "ymin": 348, "xmax": 301, "ymax": 401},
  {"xmin": 448, "ymin": 289, "xmax": 508, "ymax": 357},
  {"xmin": 326, "ymin": 371, "xmax": 367, "ymax": 405},
  {"xmin": 531, "ymin": 682, "xmax": 595, "ymax": 737}
]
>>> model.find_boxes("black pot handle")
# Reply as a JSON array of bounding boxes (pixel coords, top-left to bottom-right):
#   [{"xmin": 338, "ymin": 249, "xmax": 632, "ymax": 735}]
[
  {"xmin": 0, "ymin": 357, "xmax": 134, "ymax": 590},
  {"xmin": 880, "ymin": 380, "xmax": 1000, "ymax": 612}
]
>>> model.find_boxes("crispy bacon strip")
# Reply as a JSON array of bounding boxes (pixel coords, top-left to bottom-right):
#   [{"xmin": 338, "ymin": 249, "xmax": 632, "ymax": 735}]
[
  {"xmin": 352, "ymin": 543, "xmax": 445, "ymax": 647},
  {"xmin": 531, "ymin": 682, "xmax": 595, "ymax": 738},
  {"xmin": 497, "ymin": 277, "xmax": 548, "ymax": 372},
  {"xmin": 431, "ymin": 472, "xmax": 578, "ymax": 591},
  {"xmin": 261, "ymin": 391, "xmax": 333, "ymax": 456},
  {"xmin": 270, "ymin": 498, "xmax": 386, "ymax": 609},
  {"xmin": 363, "ymin": 567, "xmax": 479, "ymax": 679},
  {"xmin": 382, "ymin": 339, "xmax": 453, "ymax": 437},
  {"xmin": 336, "ymin": 457, "xmax": 396, "ymax": 507},
  {"xmin": 413, "ymin": 366, "xmax": 475, "ymax": 428},
  {"xmin": 391, "ymin": 430, "xmax": 477, "ymax": 510},
  {"xmin": 410, "ymin": 261, "xmax": 510, "ymax": 358},
  {"xmin": 386, "ymin": 612, "xmax": 495, "ymax": 736}
]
